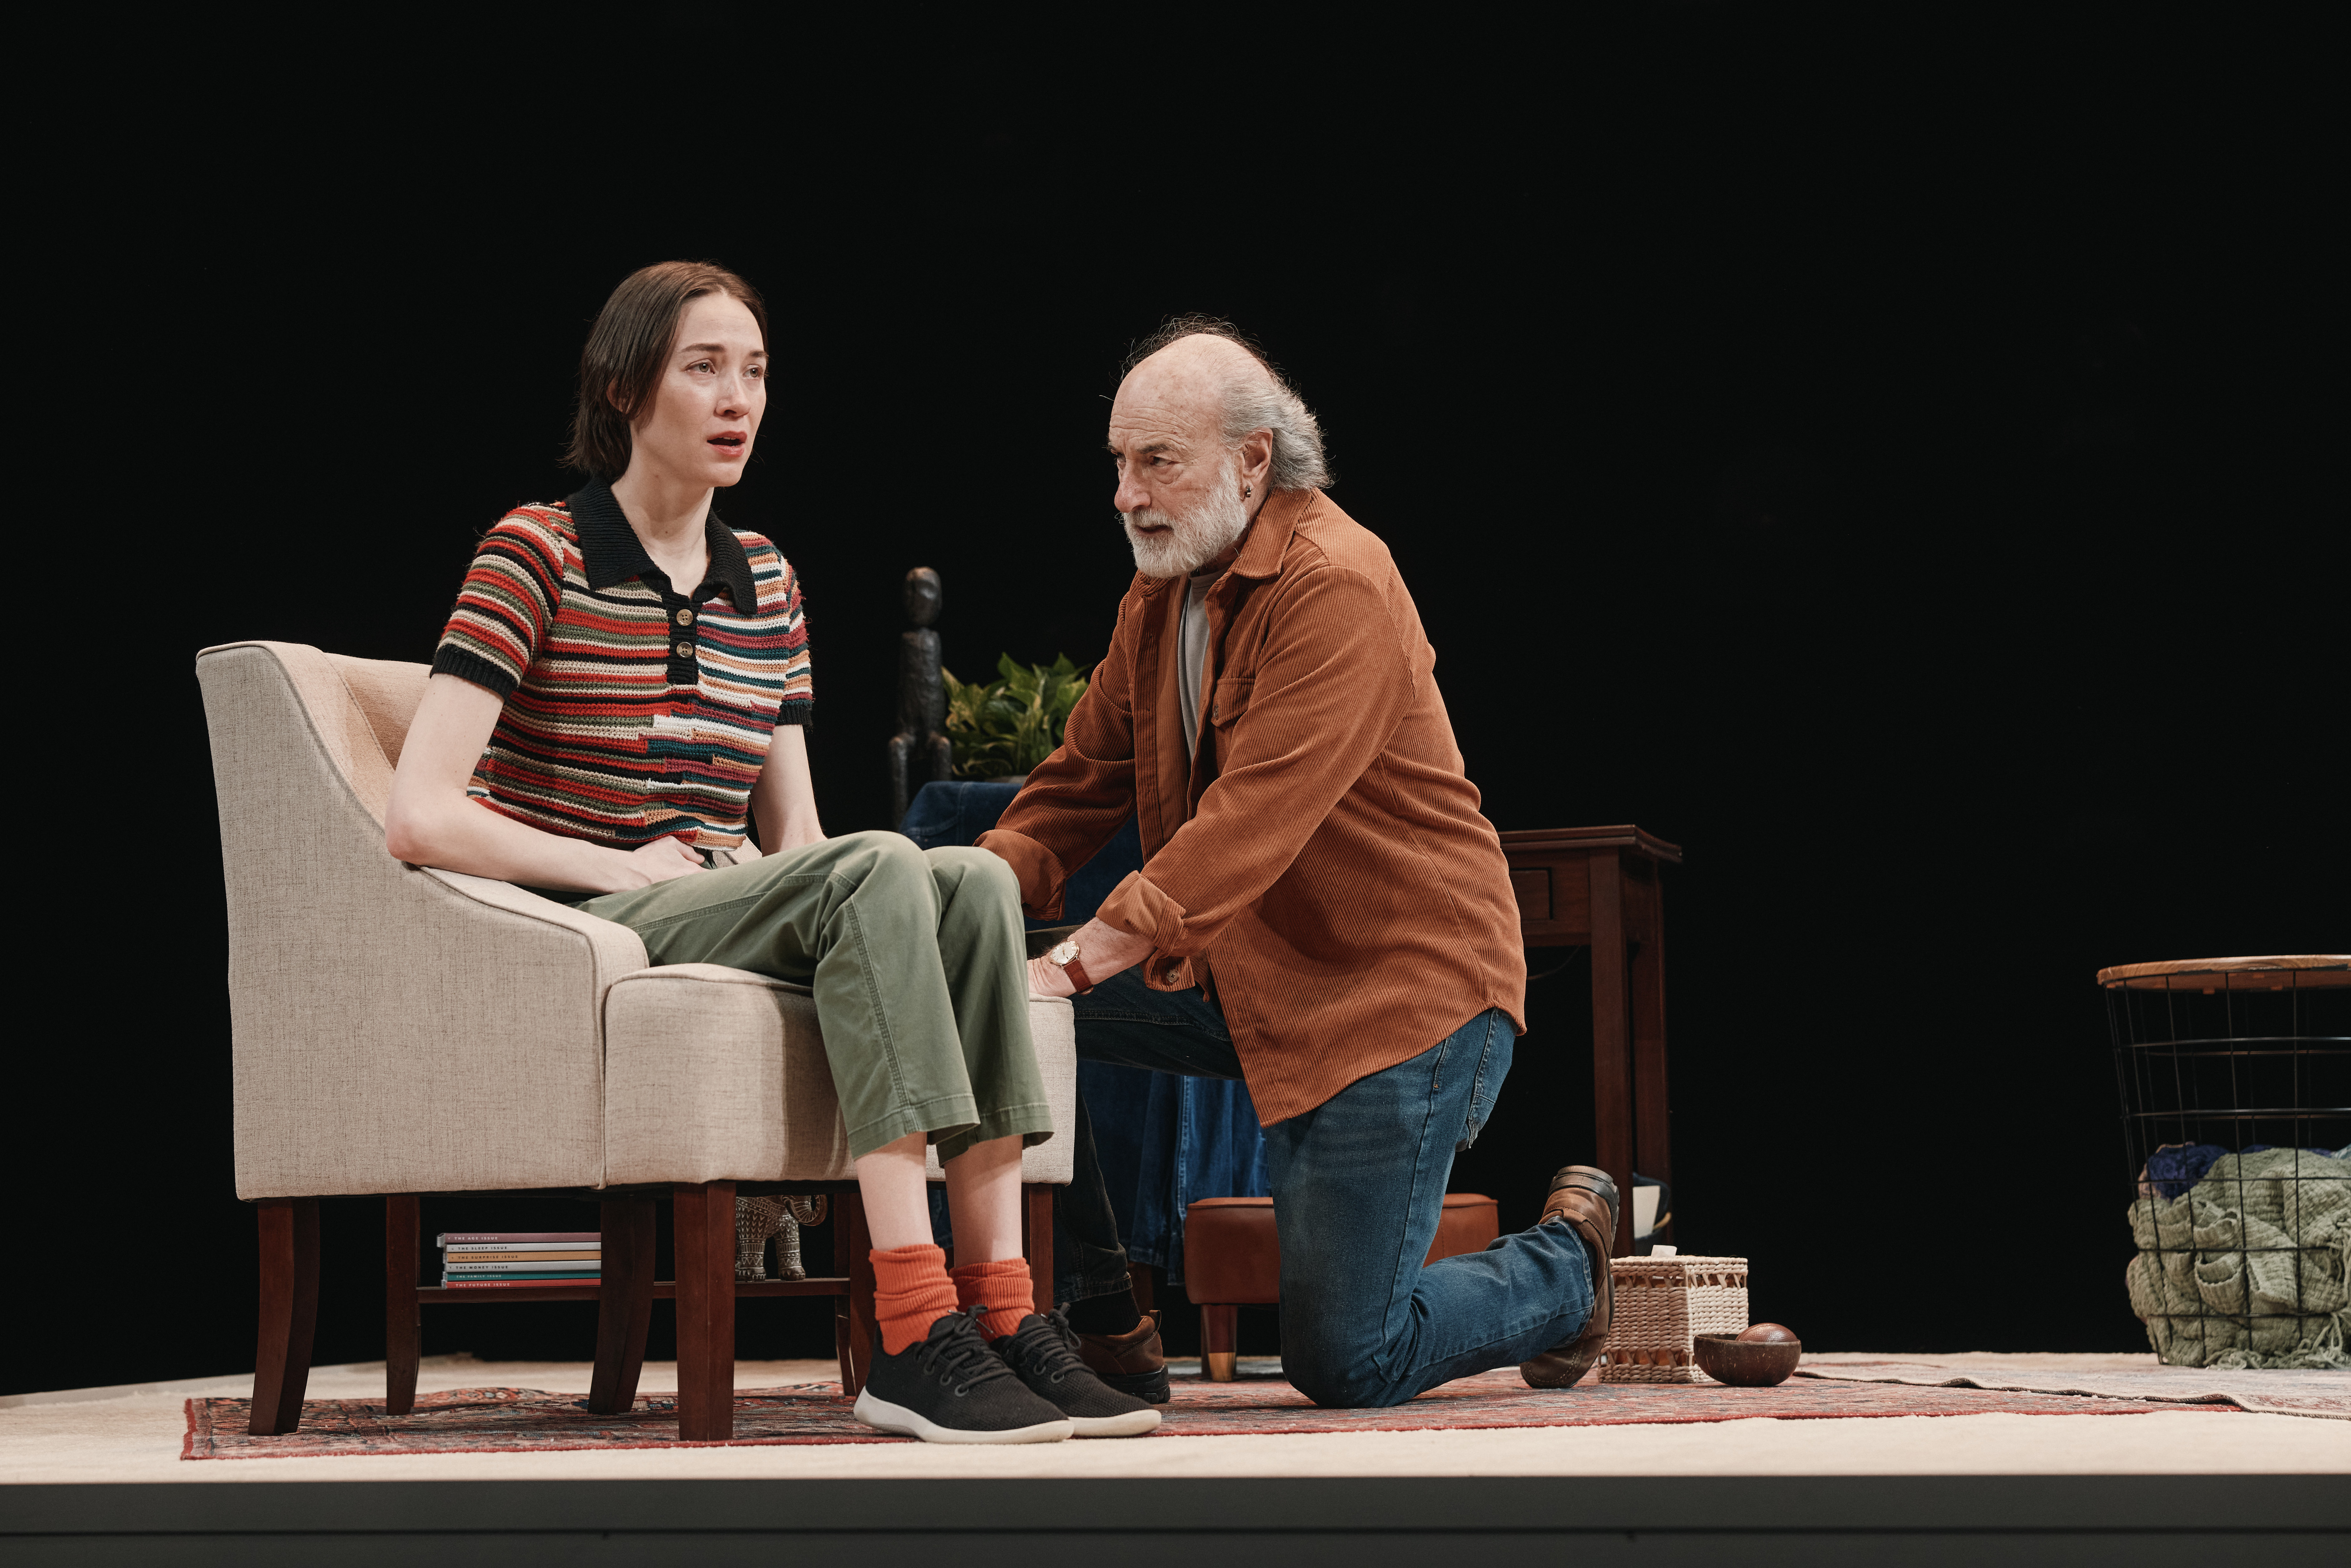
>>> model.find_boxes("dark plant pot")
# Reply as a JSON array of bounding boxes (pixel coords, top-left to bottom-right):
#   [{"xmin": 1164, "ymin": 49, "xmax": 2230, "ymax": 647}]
[{"xmin": 1693, "ymin": 1332, "xmax": 1802, "ymax": 1387}]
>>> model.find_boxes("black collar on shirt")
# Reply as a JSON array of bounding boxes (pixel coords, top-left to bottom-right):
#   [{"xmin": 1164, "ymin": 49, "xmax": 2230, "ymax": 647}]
[{"xmin": 568, "ymin": 477, "xmax": 760, "ymax": 611}]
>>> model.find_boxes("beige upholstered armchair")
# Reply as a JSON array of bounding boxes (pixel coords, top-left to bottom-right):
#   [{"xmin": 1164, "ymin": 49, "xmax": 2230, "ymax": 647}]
[{"xmin": 195, "ymin": 641, "xmax": 1076, "ymax": 1440}]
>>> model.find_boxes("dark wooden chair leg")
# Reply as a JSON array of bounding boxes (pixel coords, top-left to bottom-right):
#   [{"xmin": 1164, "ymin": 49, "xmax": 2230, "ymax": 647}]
[
  {"xmin": 587, "ymin": 1195, "xmax": 656, "ymax": 1415},
  {"xmin": 384, "ymin": 1196, "xmax": 420, "ymax": 1416},
  {"xmin": 832, "ymin": 1198, "xmax": 854, "ymax": 1397},
  {"xmin": 673, "ymin": 1182, "xmax": 737, "ymax": 1440},
  {"xmin": 836, "ymin": 1189, "xmax": 874, "ymax": 1399},
  {"xmin": 1020, "ymin": 1183, "xmax": 1055, "ymax": 1315},
  {"xmin": 1201, "ymin": 1303, "xmax": 1238, "ymax": 1382},
  {"xmin": 250, "ymin": 1197, "xmax": 320, "ymax": 1436}
]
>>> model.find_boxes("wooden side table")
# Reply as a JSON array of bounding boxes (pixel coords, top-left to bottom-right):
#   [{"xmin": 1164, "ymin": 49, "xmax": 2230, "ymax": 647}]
[{"xmin": 1499, "ymin": 826, "xmax": 1682, "ymax": 1256}]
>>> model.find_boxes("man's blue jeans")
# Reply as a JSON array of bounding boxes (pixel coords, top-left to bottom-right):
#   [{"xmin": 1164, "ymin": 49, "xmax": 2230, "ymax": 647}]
[{"xmin": 1056, "ymin": 970, "xmax": 1595, "ymax": 1408}]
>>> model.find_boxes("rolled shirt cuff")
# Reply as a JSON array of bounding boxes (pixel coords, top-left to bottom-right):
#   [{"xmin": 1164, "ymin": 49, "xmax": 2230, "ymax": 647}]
[
  {"xmin": 975, "ymin": 827, "xmax": 1068, "ymax": 920},
  {"xmin": 1096, "ymin": 871, "xmax": 1198, "ymax": 991}
]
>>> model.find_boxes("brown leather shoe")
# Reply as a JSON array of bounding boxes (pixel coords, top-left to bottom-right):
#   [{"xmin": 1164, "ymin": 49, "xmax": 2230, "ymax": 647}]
[
  {"xmin": 1520, "ymin": 1165, "xmax": 1619, "ymax": 1389},
  {"xmin": 1074, "ymin": 1310, "xmax": 1170, "ymax": 1404}
]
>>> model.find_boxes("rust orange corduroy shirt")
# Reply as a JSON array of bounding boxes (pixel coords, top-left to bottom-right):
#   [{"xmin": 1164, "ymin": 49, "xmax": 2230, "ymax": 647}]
[{"xmin": 977, "ymin": 487, "xmax": 1527, "ymax": 1125}]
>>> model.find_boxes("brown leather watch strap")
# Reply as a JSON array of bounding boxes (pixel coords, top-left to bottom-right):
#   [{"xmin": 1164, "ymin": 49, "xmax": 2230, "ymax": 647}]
[{"xmin": 1061, "ymin": 955, "xmax": 1096, "ymax": 995}]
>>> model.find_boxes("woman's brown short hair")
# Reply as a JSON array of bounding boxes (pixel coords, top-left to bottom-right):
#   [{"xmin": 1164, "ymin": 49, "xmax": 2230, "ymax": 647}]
[{"xmin": 565, "ymin": 261, "xmax": 770, "ymax": 479}]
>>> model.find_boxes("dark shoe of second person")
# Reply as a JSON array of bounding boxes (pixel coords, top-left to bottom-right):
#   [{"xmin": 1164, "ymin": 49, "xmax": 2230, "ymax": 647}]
[
  {"xmin": 994, "ymin": 1309, "xmax": 1164, "ymax": 1436},
  {"xmin": 853, "ymin": 1307, "xmax": 1073, "ymax": 1443},
  {"xmin": 1520, "ymin": 1165, "xmax": 1620, "ymax": 1389},
  {"xmin": 1074, "ymin": 1310, "xmax": 1171, "ymax": 1404}
]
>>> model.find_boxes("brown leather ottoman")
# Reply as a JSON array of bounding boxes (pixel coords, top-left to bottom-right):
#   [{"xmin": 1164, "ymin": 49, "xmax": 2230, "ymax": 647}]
[{"xmin": 1182, "ymin": 1193, "xmax": 1501, "ymax": 1380}]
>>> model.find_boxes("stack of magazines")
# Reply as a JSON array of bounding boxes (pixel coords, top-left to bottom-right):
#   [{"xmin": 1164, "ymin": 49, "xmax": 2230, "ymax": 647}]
[{"xmin": 438, "ymin": 1231, "xmax": 600, "ymax": 1288}]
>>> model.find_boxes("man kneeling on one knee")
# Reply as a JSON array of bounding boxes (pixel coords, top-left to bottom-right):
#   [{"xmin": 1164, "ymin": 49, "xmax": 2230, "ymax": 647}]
[{"xmin": 980, "ymin": 317, "xmax": 1619, "ymax": 1409}]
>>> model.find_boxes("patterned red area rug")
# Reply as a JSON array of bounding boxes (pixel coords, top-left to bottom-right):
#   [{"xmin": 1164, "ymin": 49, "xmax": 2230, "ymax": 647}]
[{"xmin": 183, "ymin": 1368, "xmax": 2199, "ymax": 1460}]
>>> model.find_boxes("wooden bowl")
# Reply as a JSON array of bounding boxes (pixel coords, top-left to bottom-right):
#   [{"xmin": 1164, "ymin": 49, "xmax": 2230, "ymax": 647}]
[{"xmin": 1694, "ymin": 1331, "xmax": 1802, "ymax": 1386}]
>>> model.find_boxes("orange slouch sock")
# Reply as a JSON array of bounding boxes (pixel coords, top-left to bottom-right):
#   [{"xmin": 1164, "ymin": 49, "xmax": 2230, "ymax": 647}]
[
  {"xmin": 871, "ymin": 1244, "xmax": 959, "ymax": 1355},
  {"xmin": 950, "ymin": 1258, "xmax": 1038, "ymax": 1341}
]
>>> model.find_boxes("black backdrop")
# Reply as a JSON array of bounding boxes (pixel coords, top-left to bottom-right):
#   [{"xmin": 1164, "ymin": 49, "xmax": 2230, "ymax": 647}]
[{"xmin": 13, "ymin": 8, "xmax": 2341, "ymax": 1394}]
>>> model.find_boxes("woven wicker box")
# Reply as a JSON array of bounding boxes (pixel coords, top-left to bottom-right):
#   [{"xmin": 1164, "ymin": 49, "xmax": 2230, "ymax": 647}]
[{"xmin": 1597, "ymin": 1254, "xmax": 1750, "ymax": 1383}]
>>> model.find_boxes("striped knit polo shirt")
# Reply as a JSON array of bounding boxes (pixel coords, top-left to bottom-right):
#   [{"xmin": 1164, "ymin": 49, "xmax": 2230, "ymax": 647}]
[{"xmin": 432, "ymin": 479, "xmax": 812, "ymax": 851}]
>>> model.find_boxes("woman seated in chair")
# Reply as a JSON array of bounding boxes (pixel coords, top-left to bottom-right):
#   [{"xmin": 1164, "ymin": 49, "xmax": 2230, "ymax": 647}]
[{"xmin": 385, "ymin": 260, "xmax": 1155, "ymax": 1444}]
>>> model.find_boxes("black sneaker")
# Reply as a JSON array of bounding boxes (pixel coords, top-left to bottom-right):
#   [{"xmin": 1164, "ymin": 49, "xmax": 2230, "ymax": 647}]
[
  {"xmin": 993, "ymin": 1309, "xmax": 1165, "ymax": 1437},
  {"xmin": 852, "ymin": 1307, "xmax": 1073, "ymax": 1444}
]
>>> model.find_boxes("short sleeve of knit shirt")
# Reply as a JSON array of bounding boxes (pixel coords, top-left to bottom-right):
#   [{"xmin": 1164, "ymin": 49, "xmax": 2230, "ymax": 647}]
[{"xmin": 435, "ymin": 514, "xmax": 568, "ymax": 698}]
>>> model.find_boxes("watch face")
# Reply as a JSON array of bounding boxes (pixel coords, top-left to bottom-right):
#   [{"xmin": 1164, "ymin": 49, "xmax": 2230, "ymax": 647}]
[{"xmin": 1046, "ymin": 940, "xmax": 1080, "ymax": 966}]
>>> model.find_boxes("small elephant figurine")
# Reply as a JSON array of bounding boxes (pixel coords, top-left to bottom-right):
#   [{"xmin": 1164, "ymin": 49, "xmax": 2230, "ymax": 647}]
[{"xmin": 736, "ymin": 1194, "xmax": 829, "ymax": 1282}]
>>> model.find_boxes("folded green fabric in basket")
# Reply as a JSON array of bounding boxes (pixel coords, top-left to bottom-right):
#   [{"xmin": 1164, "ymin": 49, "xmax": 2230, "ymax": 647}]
[{"xmin": 2127, "ymin": 1148, "xmax": 2351, "ymax": 1369}]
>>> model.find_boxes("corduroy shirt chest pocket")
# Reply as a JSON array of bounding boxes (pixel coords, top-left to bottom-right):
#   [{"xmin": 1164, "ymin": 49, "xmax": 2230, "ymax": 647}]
[
  {"xmin": 1196, "ymin": 675, "xmax": 1253, "ymax": 792},
  {"xmin": 1209, "ymin": 675, "xmax": 1252, "ymax": 728}
]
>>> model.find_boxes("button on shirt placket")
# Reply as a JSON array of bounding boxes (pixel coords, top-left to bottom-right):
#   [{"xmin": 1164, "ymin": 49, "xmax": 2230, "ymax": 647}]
[{"xmin": 652, "ymin": 577, "xmax": 702, "ymax": 795}]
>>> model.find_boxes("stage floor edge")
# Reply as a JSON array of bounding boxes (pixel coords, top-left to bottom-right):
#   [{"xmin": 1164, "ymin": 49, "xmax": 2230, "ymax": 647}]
[{"xmin": 4, "ymin": 1476, "xmax": 2344, "ymax": 1566}]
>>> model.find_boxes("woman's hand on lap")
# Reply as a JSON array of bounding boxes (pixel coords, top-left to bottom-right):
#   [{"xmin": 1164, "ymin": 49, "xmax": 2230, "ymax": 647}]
[{"xmin": 627, "ymin": 835, "xmax": 706, "ymax": 886}]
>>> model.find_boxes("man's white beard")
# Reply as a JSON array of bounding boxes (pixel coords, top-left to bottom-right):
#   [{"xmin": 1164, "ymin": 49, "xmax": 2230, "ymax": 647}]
[{"xmin": 1121, "ymin": 460, "xmax": 1251, "ymax": 578}]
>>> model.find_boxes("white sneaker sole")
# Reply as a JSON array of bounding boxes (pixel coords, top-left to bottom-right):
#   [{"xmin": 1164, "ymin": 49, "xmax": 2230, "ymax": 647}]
[
  {"xmin": 852, "ymin": 1388, "xmax": 1073, "ymax": 1444},
  {"xmin": 1070, "ymin": 1407, "xmax": 1163, "ymax": 1438}
]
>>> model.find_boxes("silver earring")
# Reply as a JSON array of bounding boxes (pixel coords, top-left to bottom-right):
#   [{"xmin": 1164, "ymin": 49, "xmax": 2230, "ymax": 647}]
[{"xmin": 1242, "ymin": 484, "xmax": 1252, "ymax": 499}]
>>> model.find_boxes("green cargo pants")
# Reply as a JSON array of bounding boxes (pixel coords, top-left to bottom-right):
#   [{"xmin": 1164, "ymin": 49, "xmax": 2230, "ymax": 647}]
[{"xmin": 571, "ymin": 830, "xmax": 1051, "ymax": 1163}]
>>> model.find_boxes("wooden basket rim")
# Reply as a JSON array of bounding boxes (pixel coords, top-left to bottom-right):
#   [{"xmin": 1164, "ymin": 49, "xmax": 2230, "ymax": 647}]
[{"xmin": 2098, "ymin": 955, "xmax": 2350, "ymax": 987}]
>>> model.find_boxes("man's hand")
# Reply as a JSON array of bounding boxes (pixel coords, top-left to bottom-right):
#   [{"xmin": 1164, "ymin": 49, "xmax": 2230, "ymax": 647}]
[
  {"xmin": 1027, "ymin": 918, "xmax": 1157, "ymax": 997},
  {"xmin": 1025, "ymin": 954, "xmax": 1069, "ymax": 997},
  {"xmin": 627, "ymin": 835, "xmax": 706, "ymax": 886}
]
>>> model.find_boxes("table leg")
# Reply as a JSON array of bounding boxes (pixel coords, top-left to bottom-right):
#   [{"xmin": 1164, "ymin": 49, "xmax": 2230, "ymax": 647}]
[
  {"xmin": 1588, "ymin": 849, "xmax": 1635, "ymax": 1257},
  {"xmin": 1628, "ymin": 856, "xmax": 1673, "ymax": 1244}
]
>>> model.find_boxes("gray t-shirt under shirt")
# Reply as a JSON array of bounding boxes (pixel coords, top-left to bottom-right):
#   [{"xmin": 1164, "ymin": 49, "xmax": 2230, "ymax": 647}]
[{"xmin": 1179, "ymin": 570, "xmax": 1214, "ymax": 761}]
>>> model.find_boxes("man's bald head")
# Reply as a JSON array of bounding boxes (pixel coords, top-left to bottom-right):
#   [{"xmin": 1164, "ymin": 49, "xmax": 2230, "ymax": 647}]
[
  {"xmin": 1116, "ymin": 316, "xmax": 1331, "ymax": 495},
  {"xmin": 1120, "ymin": 332, "xmax": 1275, "ymax": 418}
]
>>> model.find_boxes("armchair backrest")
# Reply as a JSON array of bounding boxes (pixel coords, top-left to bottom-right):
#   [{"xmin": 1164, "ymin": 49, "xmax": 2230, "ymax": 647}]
[{"xmin": 196, "ymin": 642, "xmax": 644, "ymax": 1199}]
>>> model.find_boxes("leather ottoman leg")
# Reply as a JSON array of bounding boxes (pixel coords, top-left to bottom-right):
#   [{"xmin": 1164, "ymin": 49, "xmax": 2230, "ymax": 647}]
[{"xmin": 1202, "ymin": 1302, "xmax": 1238, "ymax": 1382}]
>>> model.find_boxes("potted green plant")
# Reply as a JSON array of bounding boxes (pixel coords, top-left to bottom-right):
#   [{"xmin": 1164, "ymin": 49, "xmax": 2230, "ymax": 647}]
[{"xmin": 942, "ymin": 654, "xmax": 1091, "ymax": 781}]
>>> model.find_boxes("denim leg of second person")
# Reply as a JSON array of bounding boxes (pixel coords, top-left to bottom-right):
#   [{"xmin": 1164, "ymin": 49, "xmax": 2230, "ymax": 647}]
[
  {"xmin": 1264, "ymin": 1010, "xmax": 1594, "ymax": 1408},
  {"xmin": 1060, "ymin": 973, "xmax": 1596, "ymax": 1407},
  {"xmin": 1055, "ymin": 970, "xmax": 1245, "ymax": 1308}
]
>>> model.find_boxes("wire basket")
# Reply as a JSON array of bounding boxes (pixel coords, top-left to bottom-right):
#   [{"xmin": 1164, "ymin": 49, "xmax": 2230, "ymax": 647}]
[
  {"xmin": 2105, "ymin": 955, "xmax": 2351, "ymax": 1369},
  {"xmin": 1597, "ymin": 1254, "xmax": 1749, "ymax": 1383}
]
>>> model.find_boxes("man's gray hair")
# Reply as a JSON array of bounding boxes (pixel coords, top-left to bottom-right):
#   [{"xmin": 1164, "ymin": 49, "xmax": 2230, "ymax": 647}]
[{"xmin": 1122, "ymin": 314, "xmax": 1334, "ymax": 492}]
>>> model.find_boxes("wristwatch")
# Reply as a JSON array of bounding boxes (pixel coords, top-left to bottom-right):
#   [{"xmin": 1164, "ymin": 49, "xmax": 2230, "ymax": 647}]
[{"xmin": 1043, "ymin": 937, "xmax": 1095, "ymax": 994}]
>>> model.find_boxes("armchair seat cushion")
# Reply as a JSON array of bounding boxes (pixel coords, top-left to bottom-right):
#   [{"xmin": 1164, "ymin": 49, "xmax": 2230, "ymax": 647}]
[{"xmin": 603, "ymin": 964, "xmax": 1076, "ymax": 1187}]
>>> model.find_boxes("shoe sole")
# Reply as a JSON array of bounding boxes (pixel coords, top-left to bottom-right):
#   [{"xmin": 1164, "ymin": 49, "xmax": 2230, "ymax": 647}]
[
  {"xmin": 1069, "ymin": 1407, "xmax": 1164, "ymax": 1438},
  {"xmin": 851, "ymin": 1389, "xmax": 1073, "ymax": 1444}
]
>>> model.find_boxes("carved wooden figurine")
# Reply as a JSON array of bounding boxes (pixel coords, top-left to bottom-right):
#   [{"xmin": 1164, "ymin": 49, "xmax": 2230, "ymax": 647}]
[
  {"xmin": 888, "ymin": 566, "xmax": 955, "ymax": 824},
  {"xmin": 735, "ymin": 1195, "xmax": 830, "ymax": 1282}
]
